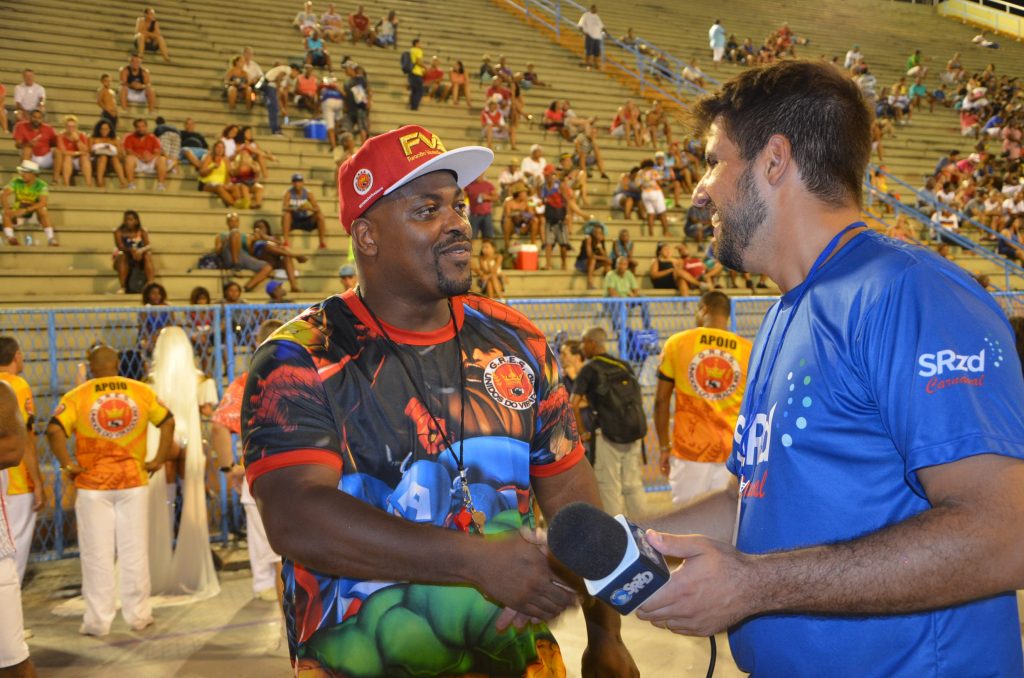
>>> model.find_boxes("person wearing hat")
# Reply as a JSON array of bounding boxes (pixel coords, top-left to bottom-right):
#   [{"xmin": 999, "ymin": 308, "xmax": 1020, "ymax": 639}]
[
  {"xmin": 241, "ymin": 124, "xmax": 637, "ymax": 677},
  {"xmin": 281, "ymin": 173, "xmax": 327, "ymax": 249},
  {"xmin": 2, "ymin": 160, "xmax": 57, "ymax": 246},
  {"xmin": 319, "ymin": 74, "xmax": 344, "ymax": 150},
  {"xmin": 337, "ymin": 263, "xmax": 357, "ymax": 291},
  {"xmin": 265, "ymin": 279, "xmax": 288, "ymax": 303}
]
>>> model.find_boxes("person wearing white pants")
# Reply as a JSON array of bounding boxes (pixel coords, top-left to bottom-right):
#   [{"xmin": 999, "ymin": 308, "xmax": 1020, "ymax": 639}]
[
  {"xmin": 5, "ymin": 493, "xmax": 36, "ymax": 584},
  {"xmin": 240, "ymin": 481, "xmax": 280, "ymax": 596},
  {"xmin": 45, "ymin": 345, "xmax": 174, "ymax": 637},
  {"xmin": 75, "ymin": 486, "xmax": 153, "ymax": 634}
]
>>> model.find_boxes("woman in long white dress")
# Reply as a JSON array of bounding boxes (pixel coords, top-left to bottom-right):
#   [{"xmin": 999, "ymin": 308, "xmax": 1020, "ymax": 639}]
[{"xmin": 146, "ymin": 327, "xmax": 220, "ymax": 601}]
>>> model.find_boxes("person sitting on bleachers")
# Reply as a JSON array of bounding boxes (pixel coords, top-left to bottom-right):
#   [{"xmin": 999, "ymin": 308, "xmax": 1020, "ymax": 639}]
[
  {"xmin": 638, "ymin": 158, "xmax": 670, "ymax": 237},
  {"xmin": 574, "ymin": 128, "xmax": 608, "ymax": 180},
  {"xmin": 348, "ymin": 5, "xmax": 374, "ymax": 45},
  {"xmin": 500, "ymin": 184, "xmax": 539, "ymax": 251},
  {"xmin": 55, "ymin": 115, "xmax": 93, "ymax": 187},
  {"xmin": 561, "ymin": 100, "xmax": 595, "ymax": 138},
  {"xmin": 449, "ymin": 60, "xmax": 472, "ymax": 109},
  {"xmin": 885, "ymin": 214, "xmax": 915, "ymax": 243},
  {"xmin": 293, "ymin": 1, "xmax": 318, "ymax": 36},
  {"xmin": 281, "ymin": 173, "xmax": 327, "ymax": 249},
  {"xmin": 219, "ymin": 280, "xmax": 245, "ymax": 305},
  {"xmin": 250, "ymin": 219, "xmax": 308, "ymax": 293},
  {"xmin": 610, "ymin": 99, "xmax": 642, "ymax": 147},
  {"xmin": 0, "ymin": 82, "xmax": 9, "ymax": 136},
  {"xmin": 305, "ymin": 29, "xmax": 333, "ymax": 71},
  {"xmin": 649, "ymin": 242, "xmax": 700, "ymax": 295},
  {"xmin": 643, "ymin": 100, "xmax": 672, "ymax": 150},
  {"xmin": 605, "ymin": 254, "xmax": 640, "ymax": 298},
  {"xmin": 651, "ymin": 150, "xmax": 680, "ymax": 207},
  {"xmin": 230, "ymin": 154, "xmax": 264, "ymax": 210},
  {"xmin": 478, "ymin": 55, "xmax": 496, "ymax": 85},
  {"xmin": 685, "ymin": 200, "xmax": 713, "ymax": 245},
  {"xmin": 215, "ymin": 212, "xmax": 273, "ymax": 293},
  {"xmin": 522, "ymin": 62, "xmax": 547, "ymax": 89},
  {"xmin": 516, "ymin": 146, "xmax": 544, "ymax": 190},
  {"xmin": 224, "ymin": 56, "xmax": 252, "ymax": 111},
  {"xmin": 497, "ymin": 160, "xmax": 524, "ymax": 201},
  {"xmin": 2, "ymin": 160, "xmax": 57, "ymax": 246},
  {"xmin": 198, "ymin": 141, "xmax": 240, "ymax": 207},
  {"xmin": 89, "ymin": 119, "xmax": 127, "ymax": 188},
  {"xmin": 12, "ymin": 109, "xmax": 56, "ymax": 178},
  {"xmin": 153, "ymin": 117, "xmax": 181, "ymax": 175},
  {"xmin": 423, "ymin": 57, "xmax": 451, "ymax": 102},
  {"xmin": 13, "ymin": 69, "xmax": 45, "ymax": 123},
  {"xmin": 295, "ymin": 65, "xmax": 320, "ymax": 112},
  {"xmin": 119, "ymin": 55, "xmax": 157, "ymax": 115},
  {"xmin": 134, "ymin": 7, "xmax": 170, "ymax": 62},
  {"xmin": 611, "ymin": 229, "xmax": 637, "ymax": 273},
  {"xmin": 113, "ymin": 210, "xmax": 155, "ymax": 294},
  {"xmin": 480, "ymin": 98, "xmax": 507, "ymax": 150},
  {"xmin": 218, "ymin": 124, "xmax": 240, "ymax": 160},
  {"xmin": 122, "ymin": 118, "xmax": 167, "ymax": 191},
  {"xmin": 179, "ymin": 117, "xmax": 208, "ymax": 171},
  {"xmin": 374, "ymin": 10, "xmax": 398, "ymax": 48},
  {"xmin": 575, "ymin": 225, "xmax": 611, "ymax": 289},
  {"xmin": 320, "ymin": 3, "xmax": 345, "ymax": 42},
  {"xmin": 998, "ymin": 217, "xmax": 1024, "ymax": 262},
  {"xmin": 612, "ymin": 167, "xmax": 644, "ymax": 221},
  {"xmin": 681, "ymin": 59, "xmax": 706, "ymax": 89},
  {"xmin": 472, "ymin": 240, "xmax": 506, "ymax": 299}
]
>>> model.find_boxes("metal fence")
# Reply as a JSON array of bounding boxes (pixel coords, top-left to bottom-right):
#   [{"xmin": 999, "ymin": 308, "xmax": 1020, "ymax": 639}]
[{"xmin": 4, "ymin": 292, "xmax": 1023, "ymax": 561}]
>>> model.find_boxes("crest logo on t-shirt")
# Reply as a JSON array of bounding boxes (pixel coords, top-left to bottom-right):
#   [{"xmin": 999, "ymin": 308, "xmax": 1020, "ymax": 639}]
[
  {"xmin": 688, "ymin": 349, "xmax": 741, "ymax": 400},
  {"xmin": 483, "ymin": 355, "xmax": 536, "ymax": 410},
  {"xmin": 89, "ymin": 393, "xmax": 139, "ymax": 439},
  {"xmin": 353, "ymin": 168, "xmax": 374, "ymax": 195}
]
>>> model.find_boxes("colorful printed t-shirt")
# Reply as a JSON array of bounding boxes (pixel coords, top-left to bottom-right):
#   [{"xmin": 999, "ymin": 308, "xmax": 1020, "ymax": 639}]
[
  {"xmin": 727, "ymin": 231, "xmax": 1024, "ymax": 675},
  {"xmin": 52, "ymin": 376, "xmax": 171, "ymax": 490},
  {"xmin": 0, "ymin": 373, "xmax": 36, "ymax": 495},
  {"xmin": 212, "ymin": 373, "xmax": 246, "ymax": 435},
  {"xmin": 5, "ymin": 177, "xmax": 48, "ymax": 207},
  {"xmin": 243, "ymin": 290, "xmax": 583, "ymax": 677},
  {"xmin": 658, "ymin": 327, "xmax": 751, "ymax": 463}
]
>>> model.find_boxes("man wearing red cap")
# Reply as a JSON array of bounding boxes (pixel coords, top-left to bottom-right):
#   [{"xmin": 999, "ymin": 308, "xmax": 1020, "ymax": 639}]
[{"xmin": 242, "ymin": 125, "xmax": 636, "ymax": 677}]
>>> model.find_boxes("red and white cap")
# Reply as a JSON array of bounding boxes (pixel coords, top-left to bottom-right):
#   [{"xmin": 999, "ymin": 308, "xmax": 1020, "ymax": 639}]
[{"xmin": 337, "ymin": 125, "xmax": 493, "ymax": 233}]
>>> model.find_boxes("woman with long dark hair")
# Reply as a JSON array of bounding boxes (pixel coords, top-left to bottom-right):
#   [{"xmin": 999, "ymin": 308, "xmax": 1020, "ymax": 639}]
[{"xmin": 113, "ymin": 209, "xmax": 155, "ymax": 293}]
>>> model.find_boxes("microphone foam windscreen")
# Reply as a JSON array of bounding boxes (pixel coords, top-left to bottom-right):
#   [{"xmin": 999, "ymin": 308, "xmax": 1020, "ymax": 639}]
[{"xmin": 548, "ymin": 502, "xmax": 629, "ymax": 581}]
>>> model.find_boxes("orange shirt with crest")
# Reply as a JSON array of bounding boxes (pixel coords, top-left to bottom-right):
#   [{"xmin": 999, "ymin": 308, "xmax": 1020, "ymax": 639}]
[
  {"xmin": 52, "ymin": 376, "xmax": 170, "ymax": 490},
  {"xmin": 0, "ymin": 373, "xmax": 36, "ymax": 495},
  {"xmin": 659, "ymin": 327, "xmax": 752, "ymax": 463}
]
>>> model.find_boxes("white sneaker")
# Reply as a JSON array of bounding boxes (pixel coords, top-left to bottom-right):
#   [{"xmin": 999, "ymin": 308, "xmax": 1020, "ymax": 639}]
[
  {"xmin": 126, "ymin": 182, "xmax": 137, "ymax": 190},
  {"xmin": 156, "ymin": 182, "xmax": 167, "ymax": 191}
]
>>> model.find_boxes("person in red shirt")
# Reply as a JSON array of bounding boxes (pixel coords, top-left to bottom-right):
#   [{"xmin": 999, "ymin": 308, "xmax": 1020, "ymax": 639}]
[
  {"xmin": 423, "ymin": 56, "xmax": 451, "ymax": 101},
  {"xmin": 12, "ymin": 109, "xmax": 57, "ymax": 176},
  {"xmin": 55, "ymin": 114, "xmax": 94, "ymax": 187},
  {"xmin": 480, "ymin": 98, "xmax": 506, "ymax": 149},
  {"xmin": 348, "ymin": 5, "xmax": 374, "ymax": 45},
  {"xmin": 122, "ymin": 118, "xmax": 167, "ymax": 190},
  {"xmin": 464, "ymin": 173, "xmax": 497, "ymax": 240}
]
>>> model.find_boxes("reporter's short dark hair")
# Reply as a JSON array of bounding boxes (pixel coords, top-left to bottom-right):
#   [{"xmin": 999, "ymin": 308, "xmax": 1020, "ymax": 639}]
[{"xmin": 693, "ymin": 60, "xmax": 872, "ymax": 208}]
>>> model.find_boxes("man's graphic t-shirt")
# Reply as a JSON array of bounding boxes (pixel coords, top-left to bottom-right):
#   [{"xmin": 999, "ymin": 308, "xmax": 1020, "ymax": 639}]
[
  {"xmin": 727, "ymin": 231, "xmax": 1024, "ymax": 676},
  {"xmin": 0, "ymin": 373, "xmax": 36, "ymax": 494},
  {"xmin": 52, "ymin": 376, "xmax": 170, "ymax": 490},
  {"xmin": 243, "ymin": 291, "xmax": 583, "ymax": 677},
  {"xmin": 658, "ymin": 327, "xmax": 751, "ymax": 463}
]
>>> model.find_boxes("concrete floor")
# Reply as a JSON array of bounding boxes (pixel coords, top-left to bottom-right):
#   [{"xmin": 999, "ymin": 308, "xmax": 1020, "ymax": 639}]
[
  {"xmin": 18, "ymin": 489, "xmax": 745, "ymax": 677},
  {"xmin": 20, "ymin": 553, "xmax": 743, "ymax": 678}
]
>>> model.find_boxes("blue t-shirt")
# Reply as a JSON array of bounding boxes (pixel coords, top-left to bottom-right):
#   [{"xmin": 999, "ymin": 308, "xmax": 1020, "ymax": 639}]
[{"xmin": 727, "ymin": 230, "xmax": 1024, "ymax": 677}]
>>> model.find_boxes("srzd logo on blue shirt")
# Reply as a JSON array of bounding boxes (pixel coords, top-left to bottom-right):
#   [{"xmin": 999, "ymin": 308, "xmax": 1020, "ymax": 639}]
[{"xmin": 917, "ymin": 348, "xmax": 989, "ymax": 395}]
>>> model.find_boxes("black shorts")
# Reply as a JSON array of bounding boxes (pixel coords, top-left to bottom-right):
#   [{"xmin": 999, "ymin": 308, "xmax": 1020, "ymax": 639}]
[
  {"xmin": 291, "ymin": 213, "xmax": 317, "ymax": 231},
  {"xmin": 584, "ymin": 36, "xmax": 602, "ymax": 58},
  {"xmin": 651, "ymin": 273, "xmax": 676, "ymax": 290},
  {"xmin": 309, "ymin": 51, "xmax": 327, "ymax": 67}
]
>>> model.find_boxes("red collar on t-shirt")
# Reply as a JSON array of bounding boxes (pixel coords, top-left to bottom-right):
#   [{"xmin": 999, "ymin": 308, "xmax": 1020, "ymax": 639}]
[{"xmin": 341, "ymin": 289, "xmax": 466, "ymax": 346}]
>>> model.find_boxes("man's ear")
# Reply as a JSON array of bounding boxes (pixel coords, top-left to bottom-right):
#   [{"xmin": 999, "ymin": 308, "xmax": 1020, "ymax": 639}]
[
  {"xmin": 762, "ymin": 134, "xmax": 792, "ymax": 187},
  {"xmin": 350, "ymin": 218, "xmax": 378, "ymax": 257}
]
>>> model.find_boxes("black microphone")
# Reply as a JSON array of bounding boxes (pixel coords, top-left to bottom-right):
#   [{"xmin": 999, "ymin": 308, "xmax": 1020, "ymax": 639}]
[{"xmin": 548, "ymin": 502, "xmax": 669, "ymax": 614}]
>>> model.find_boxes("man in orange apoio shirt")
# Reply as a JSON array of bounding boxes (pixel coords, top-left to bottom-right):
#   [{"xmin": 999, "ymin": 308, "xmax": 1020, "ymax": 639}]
[
  {"xmin": 46, "ymin": 345, "xmax": 174, "ymax": 636},
  {"xmin": 0, "ymin": 337, "xmax": 44, "ymax": 584},
  {"xmin": 654, "ymin": 291, "xmax": 752, "ymax": 505}
]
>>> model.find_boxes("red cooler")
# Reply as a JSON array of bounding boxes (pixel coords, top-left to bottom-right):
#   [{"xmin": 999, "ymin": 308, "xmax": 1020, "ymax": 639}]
[{"xmin": 515, "ymin": 244, "xmax": 538, "ymax": 270}]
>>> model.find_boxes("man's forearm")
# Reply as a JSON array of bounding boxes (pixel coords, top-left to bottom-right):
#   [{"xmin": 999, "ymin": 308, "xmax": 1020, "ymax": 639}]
[
  {"xmin": 750, "ymin": 498, "xmax": 1024, "ymax": 617},
  {"xmin": 45, "ymin": 428, "xmax": 72, "ymax": 468},
  {"xmin": 153, "ymin": 419, "xmax": 175, "ymax": 466},
  {"xmin": 645, "ymin": 482, "xmax": 736, "ymax": 542}
]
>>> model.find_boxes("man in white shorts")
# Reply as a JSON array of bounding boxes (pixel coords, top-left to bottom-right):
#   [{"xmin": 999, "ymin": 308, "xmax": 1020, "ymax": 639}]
[
  {"xmin": 653, "ymin": 291, "xmax": 752, "ymax": 505},
  {"xmin": 0, "ymin": 381, "xmax": 36, "ymax": 677},
  {"xmin": 122, "ymin": 118, "xmax": 168, "ymax": 190},
  {"xmin": 639, "ymin": 158, "xmax": 669, "ymax": 236}
]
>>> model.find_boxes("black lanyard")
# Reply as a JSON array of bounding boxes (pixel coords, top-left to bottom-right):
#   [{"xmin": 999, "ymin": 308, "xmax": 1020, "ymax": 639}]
[{"xmin": 357, "ymin": 290, "xmax": 484, "ymax": 533}]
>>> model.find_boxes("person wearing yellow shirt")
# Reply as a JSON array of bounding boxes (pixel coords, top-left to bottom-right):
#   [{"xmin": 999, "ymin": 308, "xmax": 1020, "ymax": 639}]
[
  {"xmin": 0, "ymin": 337, "xmax": 44, "ymax": 585},
  {"xmin": 45, "ymin": 345, "xmax": 175, "ymax": 637},
  {"xmin": 654, "ymin": 291, "xmax": 752, "ymax": 505},
  {"xmin": 408, "ymin": 37, "xmax": 425, "ymax": 111}
]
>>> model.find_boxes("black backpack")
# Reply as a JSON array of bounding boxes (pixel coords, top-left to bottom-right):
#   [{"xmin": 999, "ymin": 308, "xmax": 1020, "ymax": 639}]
[
  {"xmin": 586, "ymin": 355, "xmax": 647, "ymax": 444},
  {"xmin": 400, "ymin": 51, "xmax": 413, "ymax": 75}
]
